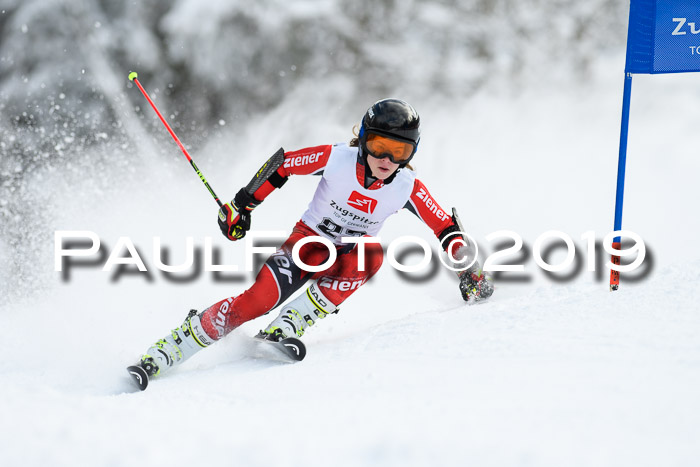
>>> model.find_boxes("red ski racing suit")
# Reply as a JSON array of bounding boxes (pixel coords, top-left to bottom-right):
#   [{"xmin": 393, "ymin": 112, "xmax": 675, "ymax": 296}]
[{"xmin": 200, "ymin": 143, "xmax": 465, "ymax": 341}]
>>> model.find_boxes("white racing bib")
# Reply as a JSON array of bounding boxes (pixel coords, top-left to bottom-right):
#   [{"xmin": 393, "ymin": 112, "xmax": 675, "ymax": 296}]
[{"xmin": 301, "ymin": 144, "xmax": 415, "ymax": 244}]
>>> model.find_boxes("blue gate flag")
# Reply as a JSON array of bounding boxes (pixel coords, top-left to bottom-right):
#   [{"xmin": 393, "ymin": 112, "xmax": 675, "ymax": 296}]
[
  {"xmin": 613, "ymin": 1, "xmax": 700, "ymax": 291},
  {"xmin": 626, "ymin": 0, "xmax": 700, "ymax": 73}
]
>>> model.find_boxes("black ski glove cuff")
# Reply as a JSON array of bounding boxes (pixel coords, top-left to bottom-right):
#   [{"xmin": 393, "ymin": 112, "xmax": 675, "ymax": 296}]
[
  {"xmin": 438, "ymin": 223, "xmax": 464, "ymax": 251},
  {"xmin": 232, "ymin": 188, "xmax": 261, "ymax": 213}
]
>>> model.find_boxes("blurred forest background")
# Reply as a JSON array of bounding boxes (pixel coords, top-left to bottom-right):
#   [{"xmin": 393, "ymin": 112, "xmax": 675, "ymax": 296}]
[{"xmin": 0, "ymin": 0, "xmax": 628, "ymax": 299}]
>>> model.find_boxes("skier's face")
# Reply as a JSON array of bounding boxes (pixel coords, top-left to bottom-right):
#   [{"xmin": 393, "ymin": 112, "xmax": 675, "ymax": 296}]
[{"xmin": 367, "ymin": 153, "xmax": 400, "ymax": 180}]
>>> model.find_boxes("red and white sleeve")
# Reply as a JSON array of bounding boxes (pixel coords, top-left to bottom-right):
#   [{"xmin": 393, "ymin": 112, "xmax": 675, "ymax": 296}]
[
  {"xmin": 405, "ymin": 179, "xmax": 463, "ymax": 253},
  {"xmin": 247, "ymin": 145, "xmax": 332, "ymax": 201}
]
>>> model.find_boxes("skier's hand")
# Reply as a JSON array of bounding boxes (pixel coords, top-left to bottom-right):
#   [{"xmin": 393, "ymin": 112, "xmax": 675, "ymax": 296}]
[
  {"xmin": 218, "ymin": 202, "xmax": 250, "ymax": 240},
  {"xmin": 218, "ymin": 188, "xmax": 259, "ymax": 241},
  {"xmin": 458, "ymin": 269, "xmax": 494, "ymax": 302}
]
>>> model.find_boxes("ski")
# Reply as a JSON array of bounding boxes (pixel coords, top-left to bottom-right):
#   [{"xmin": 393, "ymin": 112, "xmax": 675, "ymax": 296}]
[
  {"xmin": 126, "ymin": 335, "xmax": 306, "ymax": 391},
  {"xmin": 253, "ymin": 335, "xmax": 307, "ymax": 362},
  {"xmin": 127, "ymin": 365, "xmax": 149, "ymax": 391}
]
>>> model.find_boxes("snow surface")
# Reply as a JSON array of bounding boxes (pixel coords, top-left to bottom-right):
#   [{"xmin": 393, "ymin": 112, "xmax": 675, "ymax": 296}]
[
  {"xmin": 2, "ymin": 62, "xmax": 700, "ymax": 466},
  {"xmin": 2, "ymin": 4, "xmax": 700, "ymax": 467}
]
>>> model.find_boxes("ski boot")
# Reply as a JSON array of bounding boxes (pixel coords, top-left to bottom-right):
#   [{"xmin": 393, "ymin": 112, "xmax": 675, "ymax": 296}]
[
  {"xmin": 257, "ymin": 282, "xmax": 337, "ymax": 342},
  {"xmin": 137, "ymin": 309, "xmax": 216, "ymax": 378}
]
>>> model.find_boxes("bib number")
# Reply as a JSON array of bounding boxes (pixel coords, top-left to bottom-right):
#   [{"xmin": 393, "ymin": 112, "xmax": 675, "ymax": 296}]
[{"xmin": 317, "ymin": 218, "xmax": 366, "ymax": 239}]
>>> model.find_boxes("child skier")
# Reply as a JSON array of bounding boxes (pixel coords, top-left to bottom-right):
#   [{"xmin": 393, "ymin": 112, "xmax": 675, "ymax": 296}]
[{"xmin": 133, "ymin": 98, "xmax": 493, "ymax": 380}]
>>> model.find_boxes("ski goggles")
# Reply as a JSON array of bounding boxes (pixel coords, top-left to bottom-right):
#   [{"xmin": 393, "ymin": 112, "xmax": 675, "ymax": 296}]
[{"xmin": 364, "ymin": 132, "xmax": 417, "ymax": 164}]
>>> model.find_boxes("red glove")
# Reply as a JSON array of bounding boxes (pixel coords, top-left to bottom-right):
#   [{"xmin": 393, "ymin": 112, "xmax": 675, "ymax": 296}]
[{"xmin": 458, "ymin": 269, "xmax": 494, "ymax": 302}]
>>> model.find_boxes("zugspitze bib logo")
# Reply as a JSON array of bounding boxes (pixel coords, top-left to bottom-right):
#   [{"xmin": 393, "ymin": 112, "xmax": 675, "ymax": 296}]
[{"xmin": 347, "ymin": 191, "xmax": 378, "ymax": 214}]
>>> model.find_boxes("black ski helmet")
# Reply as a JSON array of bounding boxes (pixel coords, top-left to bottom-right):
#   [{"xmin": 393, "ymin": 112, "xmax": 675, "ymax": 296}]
[{"xmin": 359, "ymin": 98, "xmax": 420, "ymax": 166}]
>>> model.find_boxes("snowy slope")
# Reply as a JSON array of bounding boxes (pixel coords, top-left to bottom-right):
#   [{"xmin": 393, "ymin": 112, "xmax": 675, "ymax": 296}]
[
  {"xmin": 1, "ymin": 265, "xmax": 699, "ymax": 467},
  {"xmin": 2, "ymin": 45, "xmax": 700, "ymax": 467}
]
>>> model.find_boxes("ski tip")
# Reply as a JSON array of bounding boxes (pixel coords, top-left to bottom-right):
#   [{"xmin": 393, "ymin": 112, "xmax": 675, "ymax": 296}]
[
  {"xmin": 128, "ymin": 71, "xmax": 138, "ymax": 81},
  {"xmin": 127, "ymin": 365, "xmax": 149, "ymax": 391},
  {"xmin": 254, "ymin": 334, "xmax": 307, "ymax": 362},
  {"xmin": 281, "ymin": 337, "xmax": 306, "ymax": 361}
]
